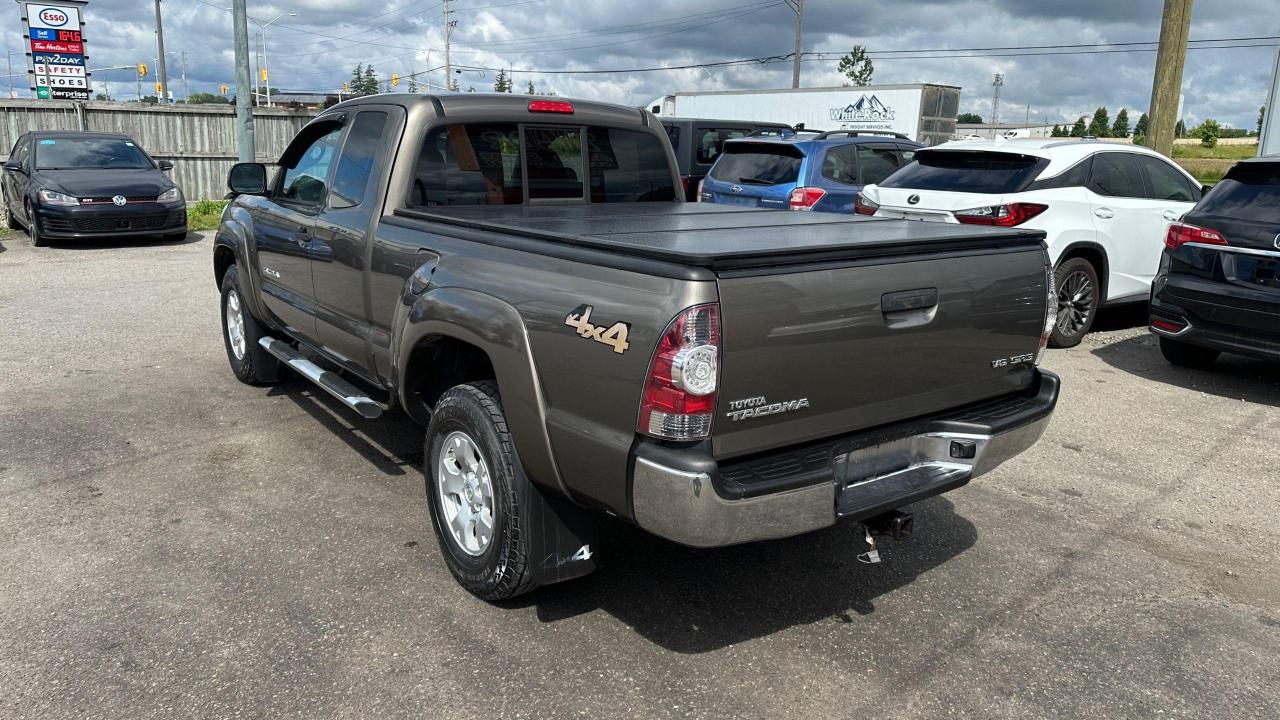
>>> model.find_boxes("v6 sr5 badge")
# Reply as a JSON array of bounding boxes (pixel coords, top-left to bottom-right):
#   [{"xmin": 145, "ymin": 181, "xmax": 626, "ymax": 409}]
[{"xmin": 564, "ymin": 304, "xmax": 630, "ymax": 354}]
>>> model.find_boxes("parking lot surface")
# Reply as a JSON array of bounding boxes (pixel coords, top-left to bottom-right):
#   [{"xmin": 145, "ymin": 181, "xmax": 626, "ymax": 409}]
[{"xmin": 2, "ymin": 232, "xmax": 1278, "ymax": 719}]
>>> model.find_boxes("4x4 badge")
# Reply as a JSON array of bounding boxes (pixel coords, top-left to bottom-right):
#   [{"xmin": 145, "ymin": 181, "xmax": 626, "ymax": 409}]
[{"xmin": 564, "ymin": 305, "xmax": 630, "ymax": 354}]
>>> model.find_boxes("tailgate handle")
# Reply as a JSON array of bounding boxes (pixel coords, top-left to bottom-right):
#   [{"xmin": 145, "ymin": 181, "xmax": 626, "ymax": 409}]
[{"xmin": 881, "ymin": 288, "xmax": 939, "ymax": 313}]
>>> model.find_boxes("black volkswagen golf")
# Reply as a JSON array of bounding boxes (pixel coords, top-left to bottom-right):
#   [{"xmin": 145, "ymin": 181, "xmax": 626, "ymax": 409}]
[
  {"xmin": 1150, "ymin": 157, "xmax": 1280, "ymax": 367},
  {"xmin": 2, "ymin": 131, "xmax": 187, "ymax": 246}
]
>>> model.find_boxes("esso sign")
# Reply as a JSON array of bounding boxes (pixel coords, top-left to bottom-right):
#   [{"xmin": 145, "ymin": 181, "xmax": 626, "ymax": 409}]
[{"xmin": 38, "ymin": 8, "xmax": 69, "ymax": 26}]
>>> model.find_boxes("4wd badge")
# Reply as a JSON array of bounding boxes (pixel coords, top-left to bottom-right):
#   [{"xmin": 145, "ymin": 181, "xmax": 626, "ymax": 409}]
[{"xmin": 564, "ymin": 305, "xmax": 630, "ymax": 354}]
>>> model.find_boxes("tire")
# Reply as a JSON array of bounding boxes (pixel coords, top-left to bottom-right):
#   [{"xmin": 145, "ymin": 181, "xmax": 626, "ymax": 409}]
[
  {"xmin": 1160, "ymin": 336, "xmax": 1219, "ymax": 369},
  {"xmin": 25, "ymin": 201, "xmax": 47, "ymax": 247},
  {"xmin": 2, "ymin": 192, "xmax": 19, "ymax": 231},
  {"xmin": 1050, "ymin": 257, "xmax": 1100, "ymax": 348},
  {"xmin": 425, "ymin": 381, "xmax": 546, "ymax": 601},
  {"xmin": 219, "ymin": 264, "xmax": 282, "ymax": 385}
]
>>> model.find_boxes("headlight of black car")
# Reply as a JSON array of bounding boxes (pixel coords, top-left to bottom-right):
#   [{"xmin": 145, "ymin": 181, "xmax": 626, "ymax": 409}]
[
  {"xmin": 38, "ymin": 189, "xmax": 79, "ymax": 206},
  {"xmin": 158, "ymin": 187, "xmax": 182, "ymax": 204}
]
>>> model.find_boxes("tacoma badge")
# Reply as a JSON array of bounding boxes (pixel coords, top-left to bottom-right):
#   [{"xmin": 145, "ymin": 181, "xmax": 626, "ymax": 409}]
[{"xmin": 726, "ymin": 395, "xmax": 810, "ymax": 422}]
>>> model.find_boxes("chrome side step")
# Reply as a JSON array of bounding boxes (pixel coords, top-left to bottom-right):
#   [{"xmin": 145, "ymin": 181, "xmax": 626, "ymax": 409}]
[{"xmin": 258, "ymin": 337, "xmax": 383, "ymax": 419}]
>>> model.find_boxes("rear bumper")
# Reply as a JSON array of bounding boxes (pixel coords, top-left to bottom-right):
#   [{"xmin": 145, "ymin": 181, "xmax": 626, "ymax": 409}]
[
  {"xmin": 630, "ymin": 370, "xmax": 1059, "ymax": 548},
  {"xmin": 1151, "ymin": 277, "xmax": 1280, "ymax": 362}
]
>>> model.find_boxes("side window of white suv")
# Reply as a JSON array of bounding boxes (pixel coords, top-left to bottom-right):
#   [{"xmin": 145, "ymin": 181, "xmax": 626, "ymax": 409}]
[
  {"xmin": 1133, "ymin": 155, "xmax": 1199, "ymax": 203},
  {"xmin": 1088, "ymin": 153, "xmax": 1145, "ymax": 198}
]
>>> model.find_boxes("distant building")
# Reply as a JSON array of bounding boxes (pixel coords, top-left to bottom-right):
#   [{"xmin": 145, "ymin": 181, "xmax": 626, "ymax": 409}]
[
  {"xmin": 956, "ymin": 122, "xmax": 1062, "ymax": 140},
  {"xmin": 264, "ymin": 92, "xmax": 337, "ymax": 110}
]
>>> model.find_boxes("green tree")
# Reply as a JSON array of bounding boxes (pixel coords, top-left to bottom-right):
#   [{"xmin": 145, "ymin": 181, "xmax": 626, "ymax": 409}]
[
  {"xmin": 493, "ymin": 69, "xmax": 512, "ymax": 93},
  {"xmin": 94, "ymin": 92, "xmax": 113, "ymax": 101},
  {"xmin": 362, "ymin": 65, "xmax": 378, "ymax": 94},
  {"xmin": 186, "ymin": 91, "xmax": 228, "ymax": 105},
  {"xmin": 1175, "ymin": 119, "xmax": 1186, "ymax": 138},
  {"xmin": 448, "ymin": 78, "xmax": 459, "ymax": 92},
  {"xmin": 526, "ymin": 80, "xmax": 536, "ymax": 94},
  {"xmin": 1258, "ymin": 106, "xmax": 1266, "ymax": 137},
  {"xmin": 1133, "ymin": 112, "xmax": 1150, "ymax": 140},
  {"xmin": 349, "ymin": 64, "xmax": 366, "ymax": 95},
  {"xmin": 1070, "ymin": 116, "xmax": 1087, "ymax": 137},
  {"xmin": 956, "ymin": 112, "xmax": 984, "ymax": 124},
  {"xmin": 1050, "ymin": 124, "xmax": 1063, "ymax": 137},
  {"xmin": 836, "ymin": 45, "xmax": 874, "ymax": 86},
  {"xmin": 1086, "ymin": 106, "xmax": 1110, "ymax": 137},
  {"xmin": 1194, "ymin": 118, "xmax": 1221, "ymax": 148},
  {"xmin": 1110, "ymin": 108, "xmax": 1130, "ymax": 138}
]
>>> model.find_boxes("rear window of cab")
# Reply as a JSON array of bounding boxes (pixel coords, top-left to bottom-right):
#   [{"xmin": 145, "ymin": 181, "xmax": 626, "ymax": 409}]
[{"xmin": 408, "ymin": 123, "xmax": 676, "ymax": 206}]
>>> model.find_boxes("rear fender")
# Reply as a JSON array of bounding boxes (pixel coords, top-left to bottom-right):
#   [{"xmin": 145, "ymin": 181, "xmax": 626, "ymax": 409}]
[{"xmin": 393, "ymin": 287, "xmax": 568, "ymax": 500}]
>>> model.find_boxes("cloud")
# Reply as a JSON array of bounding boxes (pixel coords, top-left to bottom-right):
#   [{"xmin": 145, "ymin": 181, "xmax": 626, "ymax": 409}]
[{"xmin": 3, "ymin": 0, "xmax": 1272, "ymax": 129}]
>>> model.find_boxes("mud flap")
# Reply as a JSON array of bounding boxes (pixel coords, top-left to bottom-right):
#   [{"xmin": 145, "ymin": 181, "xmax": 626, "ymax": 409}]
[{"xmin": 528, "ymin": 489, "xmax": 599, "ymax": 588}]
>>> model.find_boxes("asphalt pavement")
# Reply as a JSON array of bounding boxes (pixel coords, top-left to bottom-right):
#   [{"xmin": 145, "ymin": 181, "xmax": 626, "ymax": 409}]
[{"xmin": 1, "ymin": 231, "xmax": 1278, "ymax": 719}]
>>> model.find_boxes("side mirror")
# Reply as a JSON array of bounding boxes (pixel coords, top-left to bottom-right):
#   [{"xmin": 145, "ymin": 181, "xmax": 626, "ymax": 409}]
[
  {"xmin": 3, "ymin": 158, "xmax": 21, "ymax": 173},
  {"xmin": 157, "ymin": 159, "xmax": 174, "ymax": 171},
  {"xmin": 1201, "ymin": 184, "xmax": 1213, "ymax": 194},
  {"xmin": 228, "ymin": 162, "xmax": 267, "ymax": 195}
]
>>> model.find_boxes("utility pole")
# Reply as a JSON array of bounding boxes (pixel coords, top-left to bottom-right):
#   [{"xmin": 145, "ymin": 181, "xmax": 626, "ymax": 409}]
[
  {"xmin": 231, "ymin": 0, "xmax": 255, "ymax": 162},
  {"xmin": 6, "ymin": 49, "xmax": 13, "ymax": 100},
  {"xmin": 991, "ymin": 72, "xmax": 1004, "ymax": 124},
  {"xmin": 1145, "ymin": 0, "xmax": 1193, "ymax": 156},
  {"xmin": 180, "ymin": 50, "xmax": 188, "ymax": 102},
  {"xmin": 443, "ymin": 0, "xmax": 454, "ymax": 91},
  {"xmin": 154, "ymin": 0, "xmax": 169, "ymax": 105},
  {"xmin": 787, "ymin": 0, "xmax": 803, "ymax": 89}
]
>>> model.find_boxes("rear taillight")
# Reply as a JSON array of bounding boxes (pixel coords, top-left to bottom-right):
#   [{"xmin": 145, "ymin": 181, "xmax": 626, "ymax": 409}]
[
  {"xmin": 528, "ymin": 100, "xmax": 574, "ymax": 114},
  {"xmin": 854, "ymin": 192, "xmax": 879, "ymax": 216},
  {"xmin": 1165, "ymin": 222, "xmax": 1227, "ymax": 250},
  {"xmin": 696, "ymin": 178, "xmax": 706, "ymax": 202},
  {"xmin": 680, "ymin": 176, "xmax": 690, "ymax": 195},
  {"xmin": 1036, "ymin": 263, "xmax": 1057, "ymax": 366},
  {"xmin": 638, "ymin": 304, "xmax": 720, "ymax": 441},
  {"xmin": 787, "ymin": 186, "xmax": 826, "ymax": 211},
  {"xmin": 955, "ymin": 203, "xmax": 1047, "ymax": 227}
]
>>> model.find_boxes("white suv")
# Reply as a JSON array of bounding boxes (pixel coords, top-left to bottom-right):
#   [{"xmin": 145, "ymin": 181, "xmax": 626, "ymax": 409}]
[{"xmin": 857, "ymin": 138, "xmax": 1203, "ymax": 347}]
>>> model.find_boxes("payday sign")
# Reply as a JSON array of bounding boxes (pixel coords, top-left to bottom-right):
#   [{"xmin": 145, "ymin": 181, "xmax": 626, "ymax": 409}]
[{"xmin": 21, "ymin": 2, "xmax": 92, "ymax": 100}]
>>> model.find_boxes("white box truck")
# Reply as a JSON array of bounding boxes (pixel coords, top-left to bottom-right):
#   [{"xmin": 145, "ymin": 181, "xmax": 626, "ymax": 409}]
[{"xmin": 649, "ymin": 83, "xmax": 962, "ymax": 146}]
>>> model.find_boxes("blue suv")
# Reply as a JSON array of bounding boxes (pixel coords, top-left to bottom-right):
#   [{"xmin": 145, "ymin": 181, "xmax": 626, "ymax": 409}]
[{"xmin": 698, "ymin": 131, "xmax": 923, "ymax": 213}]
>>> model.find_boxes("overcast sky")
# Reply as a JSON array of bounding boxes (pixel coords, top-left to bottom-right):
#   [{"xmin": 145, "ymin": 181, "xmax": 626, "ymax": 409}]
[{"xmin": 6, "ymin": 0, "xmax": 1276, "ymax": 129}]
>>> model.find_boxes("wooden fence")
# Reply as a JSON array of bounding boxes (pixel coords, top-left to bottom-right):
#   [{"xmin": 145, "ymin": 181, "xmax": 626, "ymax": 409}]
[{"xmin": 0, "ymin": 100, "xmax": 318, "ymax": 201}]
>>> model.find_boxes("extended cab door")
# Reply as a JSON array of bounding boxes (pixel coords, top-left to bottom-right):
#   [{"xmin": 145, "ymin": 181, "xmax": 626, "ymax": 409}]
[
  {"xmin": 254, "ymin": 122, "xmax": 344, "ymax": 343},
  {"xmin": 311, "ymin": 106, "xmax": 404, "ymax": 377},
  {"xmin": 1085, "ymin": 151, "xmax": 1157, "ymax": 302}
]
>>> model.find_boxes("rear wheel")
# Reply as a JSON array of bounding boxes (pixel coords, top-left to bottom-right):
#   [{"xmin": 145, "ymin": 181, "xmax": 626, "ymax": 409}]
[
  {"xmin": 1050, "ymin": 257, "xmax": 1099, "ymax": 348},
  {"xmin": 1159, "ymin": 337, "xmax": 1219, "ymax": 369},
  {"xmin": 2, "ymin": 192, "xmax": 19, "ymax": 230},
  {"xmin": 25, "ymin": 201, "xmax": 47, "ymax": 247},
  {"xmin": 219, "ymin": 265, "xmax": 282, "ymax": 385},
  {"xmin": 426, "ymin": 381, "xmax": 576, "ymax": 601}
]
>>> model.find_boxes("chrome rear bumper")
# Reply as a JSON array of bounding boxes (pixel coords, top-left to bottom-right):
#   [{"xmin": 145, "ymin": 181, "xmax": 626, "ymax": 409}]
[{"xmin": 631, "ymin": 371, "xmax": 1057, "ymax": 548}]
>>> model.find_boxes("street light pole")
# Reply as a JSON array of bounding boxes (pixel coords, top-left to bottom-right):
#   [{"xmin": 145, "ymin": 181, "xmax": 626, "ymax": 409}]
[
  {"xmin": 257, "ymin": 12, "xmax": 294, "ymax": 108},
  {"xmin": 154, "ymin": 0, "xmax": 169, "ymax": 105}
]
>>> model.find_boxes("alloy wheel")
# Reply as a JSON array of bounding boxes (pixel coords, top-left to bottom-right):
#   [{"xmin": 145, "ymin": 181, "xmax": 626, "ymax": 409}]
[
  {"xmin": 436, "ymin": 430, "xmax": 495, "ymax": 557},
  {"xmin": 225, "ymin": 289, "xmax": 247, "ymax": 361},
  {"xmin": 1056, "ymin": 269, "xmax": 1095, "ymax": 338}
]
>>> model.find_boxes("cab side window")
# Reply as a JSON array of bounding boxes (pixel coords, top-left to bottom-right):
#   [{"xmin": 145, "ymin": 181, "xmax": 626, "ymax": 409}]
[
  {"xmin": 279, "ymin": 125, "xmax": 343, "ymax": 206},
  {"xmin": 857, "ymin": 145, "xmax": 902, "ymax": 185},
  {"xmin": 695, "ymin": 128, "xmax": 747, "ymax": 165},
  {"xmin": 1135, "ymin": 154, "xmax": 1198, "ymax": 202},
  {"xmin": 329, "ymin": 112, "xmax": 388, "ymax": 209},
  {"xmin": 1088, "ymin": 152, "xmax": 1145, "ymax": 198}
]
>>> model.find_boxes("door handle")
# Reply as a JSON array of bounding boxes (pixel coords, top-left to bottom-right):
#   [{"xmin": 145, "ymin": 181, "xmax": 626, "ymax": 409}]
[
  {"xmin": 1094, "ymin": 208, "xmax": 1115, "ymax": 220},
  {"xmin": 1163, "ymin": 210, "xmax": 1180, "ymax": 221}
]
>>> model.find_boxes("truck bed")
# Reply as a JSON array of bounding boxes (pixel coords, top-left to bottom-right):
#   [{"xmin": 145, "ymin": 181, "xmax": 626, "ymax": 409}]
[{"xmin": 395, "ymin": 203, "xmax": 1044, "ymax": 270}]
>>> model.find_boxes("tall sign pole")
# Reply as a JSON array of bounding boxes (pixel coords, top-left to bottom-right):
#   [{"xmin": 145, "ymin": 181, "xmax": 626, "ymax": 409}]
[
  {"xmin": 17, "ymin": 0, "xmax": 92, "ymax": 101},
  {"xmin": 1145, "ymin": 0, "xmax": 1193, "ymax": 156},
  {"xmin": 153, "ymin": 0, "xmax": 167, "ymax": 104},
  {"xmin": 231, "ymin": 0, "xmax": 254, "ymax": 162}
]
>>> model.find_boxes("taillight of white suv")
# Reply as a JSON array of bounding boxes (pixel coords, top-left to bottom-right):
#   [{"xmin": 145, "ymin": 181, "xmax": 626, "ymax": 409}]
[
  {"xmin": 954, "ymin": 203, "xmax": 1047, "ymax": 227},
  {"xmin": 638, "ymin": 304, "xmax": 720, "ymax": 441}
]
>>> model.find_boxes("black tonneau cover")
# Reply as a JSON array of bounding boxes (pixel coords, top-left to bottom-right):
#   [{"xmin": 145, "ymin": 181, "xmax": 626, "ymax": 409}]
[{"xmin": 395, "ymin": 203, "xmax": 1045, "ymax": 271}]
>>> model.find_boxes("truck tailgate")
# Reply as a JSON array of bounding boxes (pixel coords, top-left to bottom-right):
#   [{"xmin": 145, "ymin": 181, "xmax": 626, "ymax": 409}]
[{"xmin": 713, "ymin": 247, "xmax": 1048, "ymax": 459}]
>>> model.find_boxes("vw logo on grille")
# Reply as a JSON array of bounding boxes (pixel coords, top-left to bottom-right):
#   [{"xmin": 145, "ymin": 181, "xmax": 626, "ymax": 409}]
[
  {"xmin": 112, "ymin": 195, "xmax": 127, "ymax": 206},
  {"xmin": 730, "ymin": 185, "xmax": 742, "ymax": 194},
  {"xmin": 907, "ymin": 194, "xmax": 921, "ymax": 205}
]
